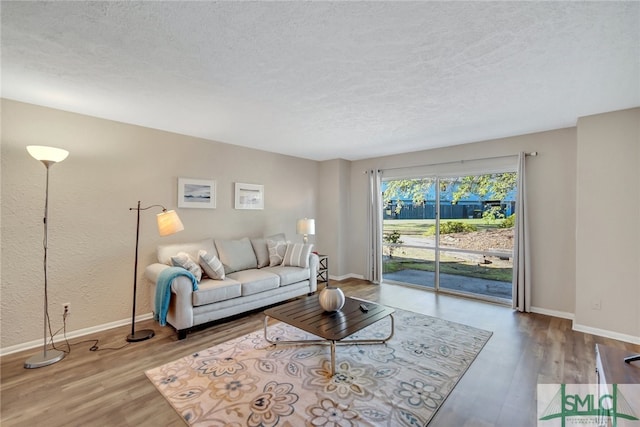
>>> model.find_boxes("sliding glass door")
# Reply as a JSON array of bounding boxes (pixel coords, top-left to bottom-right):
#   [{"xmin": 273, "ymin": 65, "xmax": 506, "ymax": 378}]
[
  {"xmin": 382, "ymin": 171, "xmax": 516, "ymax": 303},
  {"xmin": 382, "ymin": 177, "xmax": 438, "ymax": 290}
]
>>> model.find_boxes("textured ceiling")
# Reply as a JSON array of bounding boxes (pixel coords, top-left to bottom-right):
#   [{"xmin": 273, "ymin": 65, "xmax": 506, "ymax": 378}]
[{"xmin": 2, "ymin": 1, "xmax": 639, "ymax": 161}]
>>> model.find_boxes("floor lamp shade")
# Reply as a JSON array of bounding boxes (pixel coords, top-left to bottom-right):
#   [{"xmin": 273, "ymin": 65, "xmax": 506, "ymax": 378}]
[
  {"xmin": 27, "ymin": 145, "xmax": 69, "ymax": 163},
  {"xmin": 127, "ymin": 202, "xmax": 184, "ymax": 342},
  {"xmin": 25, "ymin": 145, "xmax": 69, "ymax": 369},
  {"xmin": 157, "ymin": 210, "xmax": 184, "ymax": 236}
]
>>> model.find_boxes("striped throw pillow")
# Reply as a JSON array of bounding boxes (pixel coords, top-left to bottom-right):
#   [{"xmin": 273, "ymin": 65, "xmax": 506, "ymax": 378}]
[
  {"xmin": 281, "ymin": 243, "xmax": 313, "ymax": 268},
  {"xmin": 198, "ymin": 250, "xmax": 225, "ymax": 280},
  {"xmin": 171, "ymin": 252, "xmax": 202, "ymax": 282}
]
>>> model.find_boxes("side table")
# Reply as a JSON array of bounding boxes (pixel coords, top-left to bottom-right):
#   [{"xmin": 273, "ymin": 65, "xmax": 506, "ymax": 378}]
[{"xmin": 316, "ymin": 254, "xmax": 328, "ymax": 284}]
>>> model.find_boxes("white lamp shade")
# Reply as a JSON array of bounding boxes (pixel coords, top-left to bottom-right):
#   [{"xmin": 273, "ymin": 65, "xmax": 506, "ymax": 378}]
[
  {"xmin": 26, "ymin": 145, "xmax": 69, "ymax": 163},
  {"xmin": 296, "ymin": 218, "xmax": 315, "ymax": 235},
  {"xmin": 156, "ymin": 210, "xmax": 184, "ymax": 236}
]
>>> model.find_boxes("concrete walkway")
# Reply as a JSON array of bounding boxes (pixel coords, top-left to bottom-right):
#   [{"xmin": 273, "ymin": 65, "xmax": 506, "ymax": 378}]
[{"xmin": 383, "ymin": 269, "xmax": 512, "ymax": 300}]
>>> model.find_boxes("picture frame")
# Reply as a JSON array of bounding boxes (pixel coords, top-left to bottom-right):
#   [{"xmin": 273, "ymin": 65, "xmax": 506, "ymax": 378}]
[
  {"xmin": 178, "ymin": 178, "xmax": 216, "ymax": 209},
  {"xmin": 234, "ymin": 183, "xmax": 264, "ymax": 210}
]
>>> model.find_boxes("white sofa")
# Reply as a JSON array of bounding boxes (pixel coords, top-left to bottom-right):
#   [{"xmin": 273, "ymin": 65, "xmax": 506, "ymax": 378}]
[{"xmin": 145, "ymin": 234, "xmax": 318, "ymax": 339}]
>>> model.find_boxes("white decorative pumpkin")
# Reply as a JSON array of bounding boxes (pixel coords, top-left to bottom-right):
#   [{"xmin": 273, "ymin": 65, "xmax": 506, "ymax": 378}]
[{"xmin": 318, "ymin": 286, "xmax": 345, "ymax": 312}]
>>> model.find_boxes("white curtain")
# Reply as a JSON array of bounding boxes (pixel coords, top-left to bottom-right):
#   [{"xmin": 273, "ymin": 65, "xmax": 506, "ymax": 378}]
[
  {"xmin": 366, "ymin": 169, "xmax": 382, "ymax": 284},
  {"xmin": 512, "ymin": 152, "xmax": 531, "ymax": 312}
]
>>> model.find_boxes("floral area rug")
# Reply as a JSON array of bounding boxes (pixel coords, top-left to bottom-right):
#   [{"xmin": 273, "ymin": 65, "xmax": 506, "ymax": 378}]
[{"xmin": 146, "ymin": 308, "xmax": 492, "ymax": 426}]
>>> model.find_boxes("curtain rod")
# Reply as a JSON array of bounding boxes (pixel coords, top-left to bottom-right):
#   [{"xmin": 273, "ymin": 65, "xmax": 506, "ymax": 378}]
[{"xmin": 365, "ymin": 151, "xmax": 538, "ymax": 174}]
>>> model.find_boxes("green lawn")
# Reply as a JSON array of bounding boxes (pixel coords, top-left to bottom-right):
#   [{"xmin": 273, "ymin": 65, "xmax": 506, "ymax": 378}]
[
  {"xmin": 384, "ymin": 218, "xmax": 500, "ymax": 235},
  {"xmin": 384, "ymin": 219, "xmax": 435, "ymax": 235},
  {"xmin": 383, "ymin": 219, "xmax": 512, "ymax": 282}
]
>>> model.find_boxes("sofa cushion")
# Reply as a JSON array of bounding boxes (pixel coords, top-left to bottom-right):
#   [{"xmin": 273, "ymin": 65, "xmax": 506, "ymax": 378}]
[
  {"xmin": 171, "ymin": 252, "xmax": 202, "ymax": 282},
  {"xmin": 227, "ymin": 269, "xmax": 280, "ymax": 296},
  {"xmin": 198, "ymin": 250, "xmax": 225, "ymax": 280},
  {"xmin": 267, "ymin": 238, "xmax": 288, "ymax": 266},
  {"xmin": 264, "ymin": 265, "xmax": 311, "ymax": 286},
  {"xmin": 250, "ymin": 238, "xmax": 270, "ymax": 268},
  {"xmin": 158, "ymin": 238, "xmax": 217, "ymax": 265},
  {"xmin": 281, "ymin": 243, "xmax": 313, "ymax": 268},
  {"xmin": 192, "ymin": 278, "xmax": 241, "ymax": 306},
  {"xmin": 215, "ymin": 238, "xmax": 258, "ymax": 274}
]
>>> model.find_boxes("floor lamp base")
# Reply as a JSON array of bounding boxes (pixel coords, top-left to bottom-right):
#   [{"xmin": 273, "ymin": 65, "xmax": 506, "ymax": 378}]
[
  {"xmin": 126, "ymin": 329, "xmax": 155, "ymax": 342},
  {"xmin": 624, "ymin": 354, "xmax": 640, "ymax": 363},
  {"xmin": 24, "ymin": 349, "xmax": 65, "ymax": 369}
]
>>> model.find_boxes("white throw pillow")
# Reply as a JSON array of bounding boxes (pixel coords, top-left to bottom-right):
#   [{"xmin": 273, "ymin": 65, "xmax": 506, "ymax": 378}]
[
  {"xmin": 267, "ymin": 239, "xmax": 289, "ymax": 266},
  {"xmin": 281, "ymin": 243, "xmax": 313, "ymax": 268},
  {"xmin": 171, "ymin": 252, "xmax": 202, "ymax": 282},
  {"xmin": 198, "ymin": 250, "xmax": 225, "ymax": 280}
]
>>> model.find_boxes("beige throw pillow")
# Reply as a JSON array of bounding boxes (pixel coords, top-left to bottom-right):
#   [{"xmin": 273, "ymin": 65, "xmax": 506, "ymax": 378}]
[
  {"xmin": 251, "ymin": 238, "xmax": 270, "ymax": 268},
  {"xmin": 215, "ymin": 238, "xmax": 258, "ymax": 273}
]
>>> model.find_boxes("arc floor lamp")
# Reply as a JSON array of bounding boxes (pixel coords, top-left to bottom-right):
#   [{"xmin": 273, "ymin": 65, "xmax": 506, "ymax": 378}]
[
  {"xmin": 127, "ymin": 202, "xmax": 183, "ymax": 342},
  {"xmin": 25, "ymin": 145, "xmax": 69, "ymax": 369}
]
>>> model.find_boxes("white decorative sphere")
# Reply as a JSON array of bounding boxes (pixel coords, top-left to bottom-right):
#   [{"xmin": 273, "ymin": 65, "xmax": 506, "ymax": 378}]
[{"xmin": 318, "ymin": 287, "xmax": 345, "ymax": 312}]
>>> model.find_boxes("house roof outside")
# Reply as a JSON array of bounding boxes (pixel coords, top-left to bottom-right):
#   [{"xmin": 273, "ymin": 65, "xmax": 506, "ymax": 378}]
[{"xmin": 1, "ymin": 1, "xmax": 638, "ymax": 161}]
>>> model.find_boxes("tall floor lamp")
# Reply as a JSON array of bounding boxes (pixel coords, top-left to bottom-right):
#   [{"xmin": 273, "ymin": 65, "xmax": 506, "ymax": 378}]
[
  {"xmin": 25, "ymin": 145, "xmax": 69, "ymax": 369},
  {"xmin": 127, "ymin": 202, "xmax": 184, "ymax": 342}
]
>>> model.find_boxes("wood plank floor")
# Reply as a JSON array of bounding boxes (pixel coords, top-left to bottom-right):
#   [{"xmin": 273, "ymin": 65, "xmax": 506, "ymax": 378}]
[{"xmin": 2, "ymin": 279, "xmax": 639, "ymax": 426}]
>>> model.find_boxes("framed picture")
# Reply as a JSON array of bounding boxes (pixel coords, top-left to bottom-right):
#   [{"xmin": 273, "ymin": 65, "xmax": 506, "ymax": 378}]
[
  {"xmin": 178, "ymin": 178, "xmax": 216, "ymax": 209},
  {"xmin": 234, "ymin": 183, "xmax": 264, "ymax": 210}
]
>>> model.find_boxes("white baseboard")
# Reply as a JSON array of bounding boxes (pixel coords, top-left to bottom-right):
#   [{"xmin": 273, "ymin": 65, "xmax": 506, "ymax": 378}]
[
  {"xmin": 530, "ymin": 307, "xmax": 640, "ymax": 345},
  {"xmin": 572, "ymin": 323, "xmax": 640, "ymax": 345},
  {"xmin": 5, "ymin": 299, "xmax": 637, "ymax": 356},
  {"xmin": 530, "ymin": 306, "xmax": 575, "ymax": 320},
  {"xmin": 0, "ymin": 313, "xmax": 154, "ymax": 357},
  {"xmin": 325, "ymin": 279, "xmax": 639, "ymax": 345}
]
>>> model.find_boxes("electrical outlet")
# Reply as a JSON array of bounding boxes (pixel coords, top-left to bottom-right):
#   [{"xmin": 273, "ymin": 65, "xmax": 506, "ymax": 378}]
[{"xmin": 63, "ymin": 303, "xmax": 71, "ymax": 316}]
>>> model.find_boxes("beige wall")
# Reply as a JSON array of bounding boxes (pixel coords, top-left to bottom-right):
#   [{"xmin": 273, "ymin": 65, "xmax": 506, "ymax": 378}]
[
  {"xmin": 2, "ymin": 99, "xmax": 638, "ymax": 351},
  {"xmin": 1, "ymin": 99, "xmax": 318, "ymax": 350},
  {"xmin": 348, "ymin": 128, "xmax": 578, "ymax": 316},
  {"xmin": 317, "ymin": 159, "xmax": 351, "ymax": 278},
  {"xmin": 575, "ymin": 108, "xmax": 640, "ymax": 340}
]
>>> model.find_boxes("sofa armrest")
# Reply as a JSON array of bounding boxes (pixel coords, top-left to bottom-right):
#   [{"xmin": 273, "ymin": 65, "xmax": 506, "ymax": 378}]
[
  {"xmin": 144, "ymin": 263, "xmax": 195, "ymax": 331},
  {"xmin": 308, "ymin": 253, "xmax": 319, "ymax": 292},
  {"xmin": 145, "ymin": 263, "xmax": 170, "ymax": 283}
]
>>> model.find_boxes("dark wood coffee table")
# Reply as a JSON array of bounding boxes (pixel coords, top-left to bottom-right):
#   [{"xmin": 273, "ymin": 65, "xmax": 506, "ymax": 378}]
[{"xmin": 264, "ymin": 295, "xmax": 395, "ymax": 375}]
